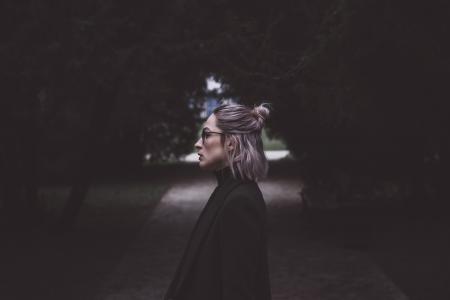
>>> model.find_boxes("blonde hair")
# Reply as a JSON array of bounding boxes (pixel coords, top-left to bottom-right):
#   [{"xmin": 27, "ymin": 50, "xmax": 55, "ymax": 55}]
[{"xmin": 213, "ymin": 102, "xmax": 271, "ymax": 182}]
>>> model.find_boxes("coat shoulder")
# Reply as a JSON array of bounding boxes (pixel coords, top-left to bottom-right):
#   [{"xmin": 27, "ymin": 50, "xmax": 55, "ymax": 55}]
[{"xmin": 223, "ymin": 181, "xmax": 265, "ymax": 212}]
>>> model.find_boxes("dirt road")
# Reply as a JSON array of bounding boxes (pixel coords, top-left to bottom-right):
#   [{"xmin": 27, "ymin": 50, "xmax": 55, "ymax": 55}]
[{"xmin": 95, "ymin": 173, "xmax": 408, "ymax": 300}]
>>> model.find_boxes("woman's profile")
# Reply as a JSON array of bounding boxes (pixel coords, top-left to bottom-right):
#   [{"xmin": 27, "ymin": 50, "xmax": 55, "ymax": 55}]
[{"xmin": 164, "ymin": 102, "xmax": 272, "ymax": 300}]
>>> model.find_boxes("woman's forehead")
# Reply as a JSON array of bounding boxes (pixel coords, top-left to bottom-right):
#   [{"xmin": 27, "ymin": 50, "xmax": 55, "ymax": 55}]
[{"xmin": 203, "ymin": 114, "xmax": 218, "ymax": 129}]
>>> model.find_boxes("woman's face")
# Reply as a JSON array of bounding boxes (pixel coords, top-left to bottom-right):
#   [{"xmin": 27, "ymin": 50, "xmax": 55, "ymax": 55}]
[{"xmin": 194, "ymin": 114, "xmax": 230, "ymax": 171}]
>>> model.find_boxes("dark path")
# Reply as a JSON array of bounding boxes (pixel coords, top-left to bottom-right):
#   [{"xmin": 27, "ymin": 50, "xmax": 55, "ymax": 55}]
[
  {"xmin": 2, "ymin": 162, "xmax": 446, "ymax": 299},
  {"xmin": 94, "ymin": 172, "xmax": 408, "ymax": 300}
]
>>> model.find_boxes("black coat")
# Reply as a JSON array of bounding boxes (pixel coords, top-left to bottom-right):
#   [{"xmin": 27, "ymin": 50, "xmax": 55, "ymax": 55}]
[{"xmin": 164, "ymin": 166, "xmax": 272, "ymax": 300}]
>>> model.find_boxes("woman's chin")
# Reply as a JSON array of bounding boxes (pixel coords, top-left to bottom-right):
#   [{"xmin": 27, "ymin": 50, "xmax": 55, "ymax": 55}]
[
  {"xmin": 198, "ymin": 160, "xmax": 215, "ymax": 171},
  {"xmin": 198, "ymin": 160, "xmax": 208, "ymax": 170}
]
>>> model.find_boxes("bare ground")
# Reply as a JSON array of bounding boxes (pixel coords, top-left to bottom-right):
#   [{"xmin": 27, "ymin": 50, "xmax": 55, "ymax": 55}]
[{"xmin": 93, "ymin": 174, "xmax": 408, "ymax": 300}]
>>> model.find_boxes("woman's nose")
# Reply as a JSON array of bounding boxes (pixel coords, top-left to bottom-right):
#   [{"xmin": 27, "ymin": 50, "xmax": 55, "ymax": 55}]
[{"xmin": 194, "ymin": 137, "xmax": 202, "ymax": 150}]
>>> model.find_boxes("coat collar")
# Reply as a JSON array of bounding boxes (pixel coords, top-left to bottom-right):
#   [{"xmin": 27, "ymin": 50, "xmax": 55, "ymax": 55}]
[{"xmin": 170, "ymin": 172, "xmax": 244, "ymax": 297}]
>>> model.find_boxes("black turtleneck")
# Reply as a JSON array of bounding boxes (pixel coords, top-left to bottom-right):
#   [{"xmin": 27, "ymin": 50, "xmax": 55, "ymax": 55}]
[
  {"xmin": 213, "ymin": 165, "xmax": 248, "ymax": 186},
  {"xmin": 213, "ymin": 166, "xmax": 234, "ymax": 186}
]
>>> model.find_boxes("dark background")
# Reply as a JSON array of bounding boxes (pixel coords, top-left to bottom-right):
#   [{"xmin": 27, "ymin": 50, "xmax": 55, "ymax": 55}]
[{"xmin": 1, "ymin": 1, "xmax": 449, "ymax": 299}]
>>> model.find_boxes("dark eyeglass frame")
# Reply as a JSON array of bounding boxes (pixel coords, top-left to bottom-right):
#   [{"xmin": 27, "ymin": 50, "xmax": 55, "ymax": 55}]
[{"xmin": 201, "ymin": 128, "xmax": 225, "ymax": 144}]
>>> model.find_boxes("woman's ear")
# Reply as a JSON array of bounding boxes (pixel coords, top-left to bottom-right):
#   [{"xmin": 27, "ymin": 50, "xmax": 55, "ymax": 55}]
[{"xmin": 226, "ymin": 138, "xmax": 234, "ymax": 151}]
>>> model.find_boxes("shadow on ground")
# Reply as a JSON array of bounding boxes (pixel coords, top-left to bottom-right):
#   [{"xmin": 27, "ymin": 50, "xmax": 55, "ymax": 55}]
[{"xmin": 1, "ymin": 160, "xmax": 448, "ymax": 299}]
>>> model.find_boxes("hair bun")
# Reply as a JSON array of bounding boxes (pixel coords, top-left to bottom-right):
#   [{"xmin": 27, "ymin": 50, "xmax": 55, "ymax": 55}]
[{"xmin": 253, "ymin": 103, "xmax": 271, "ymax": 130}]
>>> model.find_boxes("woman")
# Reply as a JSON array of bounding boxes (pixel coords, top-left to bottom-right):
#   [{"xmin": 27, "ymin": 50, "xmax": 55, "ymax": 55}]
[{"xmin": 164, "ymin": 102, "xmax": 272, "ymax": 300}]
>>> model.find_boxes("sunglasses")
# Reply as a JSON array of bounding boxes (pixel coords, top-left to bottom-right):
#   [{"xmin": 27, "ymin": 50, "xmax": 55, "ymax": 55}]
[{"xmin": 201, "ymin": 128, "xmax": 224, "ymax": 144}]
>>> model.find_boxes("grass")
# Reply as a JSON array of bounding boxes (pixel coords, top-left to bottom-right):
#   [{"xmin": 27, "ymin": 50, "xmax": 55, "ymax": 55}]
[
  {"xmin": 2, "ymin": 181, "xmax": 170, "ymax": 300},
  {"xmin": 38, "ymin": 182, "xmax": 169, "ymax": 225},
  {"xmin": 262, "ymin": 128, "xmax": 287, "ymax": 151}
]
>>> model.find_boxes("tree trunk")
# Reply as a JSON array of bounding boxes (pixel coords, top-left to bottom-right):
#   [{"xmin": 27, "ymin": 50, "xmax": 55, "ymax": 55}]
[
  {"xmin": 23, "ymin": 92, "xmax": 42, "ymax": 223},
  {"xmin": 437, "ymin": 137, "xmax": 449, "ymax": 212},
  {"xmin": 57, "ymin": 80, "xmax": 122, "ymax": 232}
]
